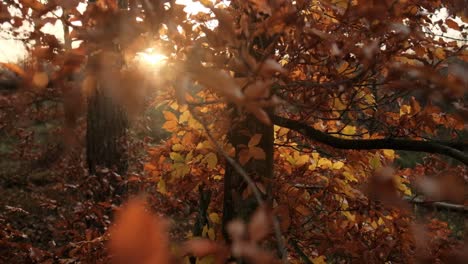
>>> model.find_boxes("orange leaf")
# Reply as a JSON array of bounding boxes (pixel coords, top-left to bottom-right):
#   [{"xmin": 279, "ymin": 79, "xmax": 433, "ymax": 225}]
[
  {"xmin": 108, "ymin": 198, "xmax": 170, "ymax": 264},
  {"xmin": 32, "ymin": 72, "xmax": 49, "ymax": 90}
]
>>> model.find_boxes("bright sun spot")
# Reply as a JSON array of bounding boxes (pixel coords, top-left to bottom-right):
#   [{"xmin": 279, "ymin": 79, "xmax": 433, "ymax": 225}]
[
  {"xmin": 175, "ymin": 0, "xmax": 211, "ymax": 15},
  {"xmin": 137, "ymin": 48, "xmax": 168, "ymax": 66}
]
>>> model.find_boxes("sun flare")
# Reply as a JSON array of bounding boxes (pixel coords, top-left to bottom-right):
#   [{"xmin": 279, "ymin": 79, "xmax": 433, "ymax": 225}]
[{"xmin": 137, "ymin": 48, "xmax": 168, "ymax": 66}]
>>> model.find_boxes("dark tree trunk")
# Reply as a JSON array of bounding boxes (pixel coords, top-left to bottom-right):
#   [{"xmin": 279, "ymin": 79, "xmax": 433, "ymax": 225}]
[{"xmin": 86, "ymin": 87, "xmax": 128, "ymax": 175}]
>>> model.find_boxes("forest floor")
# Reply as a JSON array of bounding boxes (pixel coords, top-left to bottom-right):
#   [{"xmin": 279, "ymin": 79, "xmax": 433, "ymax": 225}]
[{"xmin": 0, "ymin": 150, "xmax": 193, "ymax": 263}]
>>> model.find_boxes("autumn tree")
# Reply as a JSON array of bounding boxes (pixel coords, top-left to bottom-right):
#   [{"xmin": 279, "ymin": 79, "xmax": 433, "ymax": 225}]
[{"xmin": 1, "ymin": 0, "xmax": 467, "ymax": 263}]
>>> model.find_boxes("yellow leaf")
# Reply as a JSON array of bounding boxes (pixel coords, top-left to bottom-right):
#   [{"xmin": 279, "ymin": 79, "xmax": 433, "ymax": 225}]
[
  {"xmin": 399, "ymin": 105, "xmax": 411, "ymax": 116},
  {"xmin": 333, "ymin": 97, "xmax": 347, "ymax": 111},
  {"xmin": 207, "ymin": 228, "xmax": 215, "ymax": 240},
  {"xmin": 395, "ymin": 176, "xmax": 412, "ymax": 195},
  {"xmin": 342, "ymin": 125, "xmax": 356, "ymax": 136},
  {"xmin": 383, "ymin": 149, "xmax": 395, "ymax": 160},
  {"xmin": 158, "ymin": 179, "xmax": 167, "ymax": 194},
  {"xmin": 312, "ymin": 255, "xmax": 327, "ymax": 264},
  {"xmin": 342, "ymin": 211, "xmax": 355, "ymax": 222},
  {"xmin": 378, "ymin": 217, "xmax": 384, "ymax": 225},
  {"xmin": 172, "ymin": 144, "xmax": 185, "ymax": 152},
  {"xmin": 277, "ymin": 127, "xmax": 289, "ymax": 137},
  {"xmin": 308, "ymin": 163, "xmax": 317, "ymax": 171},
  {"xmin": 369, "ymin": 153, "xmax": 382, "ymax": 170},
  {"xmin": 170, "ymin": 152, "xmax": 185, "ymax": 162},
  {"xmin": 188, "ymin": 115, "xmax": 203, "ymax": 130},
  {"xmin": 171, "ymin": 163, "xmax": 190, "ymax": 178},
  {"xmin": 317, "ymin": 158, "xmax": 332, "ymax": 169},
  {"xmin": 294, "ymin": 153, "xmax": 309, "ymax": 167},
  {"xmin": 343, "ymin": 171, "xmax": 358, "ymax": 182},
  {"xmin": 204, "ymin": 152, "xmax": 218, "ymax": 169},
  {"xmin": 179, "ymin": 110, "xmax": 190, "ymax": 123},
  {"xmin": 332, "ymin": 161, "xmax": 345, "ymax": 170},
  {"xmin": 209, "ymin": 213, "xmax": 220, "ymax": 224}
]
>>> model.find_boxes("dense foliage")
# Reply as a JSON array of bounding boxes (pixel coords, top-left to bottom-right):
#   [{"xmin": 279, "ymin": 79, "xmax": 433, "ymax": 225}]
[{"xmin": 0, "ymin": 0, "xmax": 466, "ymax": 263}]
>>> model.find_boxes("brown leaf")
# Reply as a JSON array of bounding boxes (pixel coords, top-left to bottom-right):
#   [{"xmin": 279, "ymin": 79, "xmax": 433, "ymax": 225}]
[
  {"xmin": 248, "ymin": 206, "xmax": 271, "ymax": 242},
  {"xmin": 248, "ymin": 134, "xmax": 263, "ymax": 147},
  {"xmin": 250, "ymin": 146, "xmax": 266, "ymax": 160},
  {"xmin": 445, "ymin": 19, "xmax": 460, "ymax": 30},
  {"xmin": 238, "ymin": 148, "xmax": 251, "ymax": 165}
]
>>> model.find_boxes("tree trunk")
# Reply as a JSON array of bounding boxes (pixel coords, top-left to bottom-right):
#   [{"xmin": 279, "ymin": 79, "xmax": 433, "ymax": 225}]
[
  {"xmin": 222, "ymin": 15, "xmax": 275, "ymax": 237},
  {"xmin": 86, "ymin": 86, "xmax": 128, "ymax": 175},
  {"xmin": 222, "ymin": 111, "xmax": 274, "ymax": 239},
  {"xmin": 86, "ymin": 0, "xmax": 129, "ymax": 176}
]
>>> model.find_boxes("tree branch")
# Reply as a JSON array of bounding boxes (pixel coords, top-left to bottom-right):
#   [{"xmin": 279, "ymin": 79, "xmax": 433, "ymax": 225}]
[
  {"xmin": 272, "ymin": 115, "xmax": 468, "ymax": 166},
  {"xmin": 404, "ymin": 196, "xmax": 467, "ymax": 213}
]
